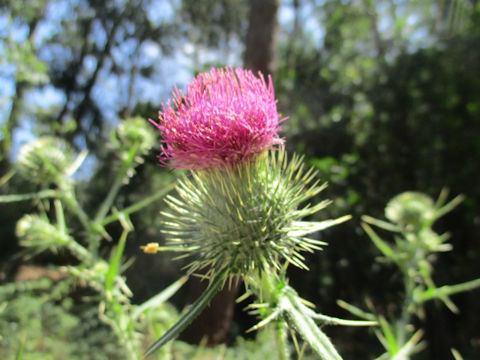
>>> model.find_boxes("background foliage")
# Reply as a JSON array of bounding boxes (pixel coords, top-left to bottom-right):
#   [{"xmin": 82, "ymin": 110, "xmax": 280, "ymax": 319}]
[{"xmin": 1, "ymin": 0, "xmax": 479, "ymax": 359}]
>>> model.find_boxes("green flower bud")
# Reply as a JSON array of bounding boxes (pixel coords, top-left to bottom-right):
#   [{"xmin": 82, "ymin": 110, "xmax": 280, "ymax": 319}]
[
  {"xmin": 115, "ymin": 117, "xmax": 156, "ymax": 160},
  {"xmin": 16, "ymin": 137, "xmax": 76, "ymax": 187},
  {"xmin": 385, "ymin": 192, "xmax": 435, "ymax": 232},
  {"xmin": 16, "ymin": 214, "xmax": 72, "ymax": 252},
  {"xmin": 161, "ymin": 150, "xmax": 347, "ymax": 279},
  {"xmin": 417, "ymin": 228, "xmax": 451, "ymax": 252}
]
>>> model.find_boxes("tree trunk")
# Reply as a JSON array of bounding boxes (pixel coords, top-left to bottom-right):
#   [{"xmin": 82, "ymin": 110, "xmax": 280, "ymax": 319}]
[{"xmin": 244, "ymin": 0, "xmax": 279, "ymax": 75}]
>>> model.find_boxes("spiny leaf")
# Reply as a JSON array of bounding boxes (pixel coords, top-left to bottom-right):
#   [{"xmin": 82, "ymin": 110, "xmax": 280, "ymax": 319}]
[
  {"xmin": 144, "ymin": 267, "xmax": 228, "ymax": 357},
  {"xmin": 361, "ymin": 223, "xmax": 396, "ymax": 261}
]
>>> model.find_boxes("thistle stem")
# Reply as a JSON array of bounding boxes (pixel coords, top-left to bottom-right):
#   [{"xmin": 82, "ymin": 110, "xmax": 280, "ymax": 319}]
[
  {"xmin": 94, "ymin": 144, "xmax": 139, "ymax": 224},
  {"xmin": 397, "ymin": 241, "xmax": 422, "ymax": 357},
  {"xmin": 60, "ymin": 189, "xmax": 91, "ymax": 232},
  {"xmin": 0, "ymin": 189, "xmax": 58, "ymax": 203},
  {"xmin": 257, "ymin": 270, "xmax": 290, "ymax": 360},
  {"xmin": 101, "ymin": 181, "xmax": 176, "ymax": 226},
  {"xmin": 398, "ymin": 270, "xmax": 415, "ymax": 352},
  {"xmin": 418, "ymin": 278, "xmax": 480, "ymax": 302},
  {"xmin": 273, "ymin": 319, "xmax": 290, "ymax": 360}
]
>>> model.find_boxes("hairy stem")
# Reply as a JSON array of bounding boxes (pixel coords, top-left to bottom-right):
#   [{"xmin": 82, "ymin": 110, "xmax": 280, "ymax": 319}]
[
  {"xmin": 101, "ymin": 182, "xmax": 176, "ymax": 226},
  {"xmin": 273, "ymin": 319, "xmax": 290, "ymax": 360},
  {"xmin": 257, "ymin": 270, "xmax": 290, "ymax": 360}
]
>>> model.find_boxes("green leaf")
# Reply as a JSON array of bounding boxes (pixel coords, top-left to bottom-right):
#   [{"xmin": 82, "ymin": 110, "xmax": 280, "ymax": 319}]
[
  {"xmin": 101, "ymin": 183, "xmax": 175, "ymax": 226},
  {"xmin": 105, "ymin": 230, "xmax": 129, "ymax": 295},
  {"xmin": 391, "ymin": 329, "xmax": 424, "ymax": 360},
  {"xmin": 361, "ymin": 215, "xmax": 401, "ymax": 232},
  {"xmin": 144, "ymin": 267, "xmax": 228, "ymax": 357},
  {"xmin": 417, "ymin": 278, "xmax": 480, "ymax": 303},
  {"xmin": 434, "ymin": 188, "xmax": 450, "ymax": 209},
  {"xmin": 451, "ymin": 348, "xmax": 464, "ymax": 360},
  {"xmin": 66, "ymin": 149, "xmax": 88, "ymax": 177},
  {"xmin": 336, "ymin": 300, "xmax": 377, "ymax": 322},
  {"xmin": 0, "ymin": 169, "xmax": 15, "ymax": 186},
  {"xmin": 305, "ymin": 310, "xmax": 377, "ymax": 326},
  {"xmin": 377, "ymin": 315, "xmax": 398, "ymax": 355},
  {"xmin": 434, "ymin": 194, "xmax": 464, "ymax": 220},
  {"xmin": 361, "ymin": 223, "xmax": 396, "ymax": 261}
]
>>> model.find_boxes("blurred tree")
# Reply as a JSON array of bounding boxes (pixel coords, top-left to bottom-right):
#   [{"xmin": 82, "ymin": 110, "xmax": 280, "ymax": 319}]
[
  {"xmin": 179, "ymin": 0, "xmax": 248, "ymax": 68},
  {"xmin": 1, "ymin": 0, "xmax": 178, "ymax": 161},
  {"xmin": 0, "ymin": 0, "xmax": 48, "ymax": 172},
  {"xmin": 274, "ymin": 0, "xmax": 480, "ymax": 358},
  {"xmin": 244, "ymin": 0, "xmax": 279, "ymax": 75},
  {"xmin": 0, "ymin": 0, "xmax": 181, "ymax": 282},
  {"xmin": 47, "ymin": 0, "xmax": 177, "ymax": 152}
]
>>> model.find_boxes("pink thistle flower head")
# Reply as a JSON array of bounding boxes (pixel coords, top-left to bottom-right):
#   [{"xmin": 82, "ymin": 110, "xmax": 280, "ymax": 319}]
[{"xmin": 151, "ymin": 67, "xmax": 285, "ymax": 169}]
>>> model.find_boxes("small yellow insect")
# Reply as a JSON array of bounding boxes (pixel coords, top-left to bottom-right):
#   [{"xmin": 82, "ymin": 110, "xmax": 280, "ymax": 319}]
[{"xmin": 140, "ymin": 242, "xmax": 161, "ymax": 254}]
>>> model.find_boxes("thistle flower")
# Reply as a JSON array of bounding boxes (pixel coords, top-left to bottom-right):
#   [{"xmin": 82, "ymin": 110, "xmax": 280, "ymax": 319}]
[
  {"xmin": 151, "ymin": 67, "xmax": 284, "ymax": 169},
  {"xmin": 150, "ymin": 67, "xmax": 350, "ymax": 279}
]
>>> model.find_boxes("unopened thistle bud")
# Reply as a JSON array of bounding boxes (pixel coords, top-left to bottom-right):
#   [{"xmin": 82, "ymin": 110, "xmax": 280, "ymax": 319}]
[
  {"xmin": 16, "ymin": 214, "xmax": 72, "ymax": 252},
  {"xmin": 115, "ymin": 116, "xmax": 156, "ymax": 161},
  {"xmin": 16, "ymin": 137, "xmax": 76, "ymax": 187},
  {"xmin": 384, "ymin": 191, "xmax": 459, "ymax": 253},
  {"xmin": 385, "ymin": 192, "xmax": 435, "ymax": 232}
]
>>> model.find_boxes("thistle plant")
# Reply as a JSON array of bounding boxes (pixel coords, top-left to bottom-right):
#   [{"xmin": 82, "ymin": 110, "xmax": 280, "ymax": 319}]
[
  {"xmin": 145, "ymin": 68, "xmax": 372, "ymax": 359},
  {"xmin": 339, "ymin": 190, "xmax": 480, "ymax": 359},
  {"xmin": 0, "ymin": 117, "xmax": 185, "ymax": 359}
]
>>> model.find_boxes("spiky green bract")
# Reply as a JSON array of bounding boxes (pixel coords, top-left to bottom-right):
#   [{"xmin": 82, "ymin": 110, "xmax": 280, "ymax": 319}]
[{"xmin": 161, "ymin": 149, "xmax": 348, "ymax": 280}]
